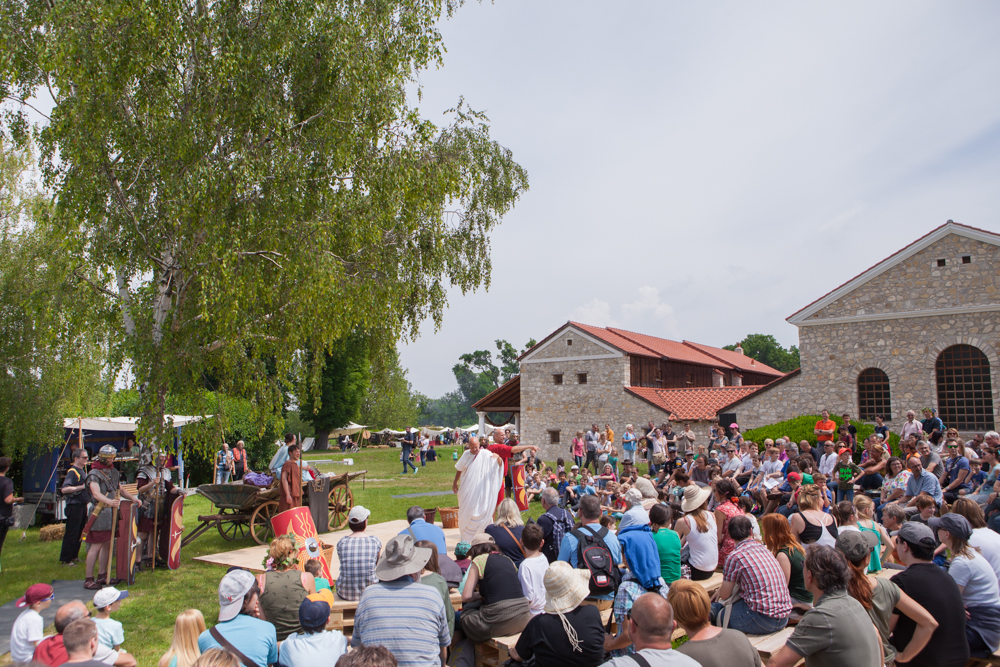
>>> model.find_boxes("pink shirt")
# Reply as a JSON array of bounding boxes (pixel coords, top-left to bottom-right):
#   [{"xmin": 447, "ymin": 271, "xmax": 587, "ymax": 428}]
[{"xmin": 572, "ymin": 438, "xmax": 585, "ymax": 457}]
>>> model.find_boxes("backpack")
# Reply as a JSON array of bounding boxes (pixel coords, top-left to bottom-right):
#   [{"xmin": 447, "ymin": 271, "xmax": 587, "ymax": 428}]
[{"xmin": 572, "ymin": 525, "xmax": 621, "ymax": 596}]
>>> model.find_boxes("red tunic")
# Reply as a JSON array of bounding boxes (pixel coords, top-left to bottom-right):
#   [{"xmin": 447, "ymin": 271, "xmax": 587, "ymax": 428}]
[
  {"xmin": 278, "ymin": 460, "xmax": 303, "ymax": 513},
  {"xmin": 488, "ymin": 444, "xmax": 513, "ymax": 505}
]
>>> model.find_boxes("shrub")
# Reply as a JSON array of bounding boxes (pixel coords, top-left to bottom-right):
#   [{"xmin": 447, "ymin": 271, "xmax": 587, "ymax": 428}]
[{"xmin": 743, "ymin": 415, "xmax": 900, "ymax": 460}]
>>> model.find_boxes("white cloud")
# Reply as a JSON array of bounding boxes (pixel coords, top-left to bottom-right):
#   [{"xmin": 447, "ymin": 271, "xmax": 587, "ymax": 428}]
[
  {"xmin": 622, "ymin": 286, "xmax": 675, "ymax": 320},
  {"xmin": 571, "ymin": 298, "xmax": 620, "ymax": 328}
]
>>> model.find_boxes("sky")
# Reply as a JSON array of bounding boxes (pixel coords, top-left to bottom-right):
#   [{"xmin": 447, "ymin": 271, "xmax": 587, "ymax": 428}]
[{"xmin": 398, "ymin": 1, "xmax": 1000, "ymax": 397}]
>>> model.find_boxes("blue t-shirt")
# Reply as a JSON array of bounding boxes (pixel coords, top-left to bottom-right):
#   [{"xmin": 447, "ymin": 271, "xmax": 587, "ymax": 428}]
[
  {"xmin": 905, "ymin": 470, "xmax": 943, "ymax": 505},
  {"xmin": 574, "ymin": 484, "xmax": 597, "ymax": 496},
  {"xmin": 945, "ymin": 456, "xmax": 972, "ymax": 491},
  {"xmin": 398, "ymin": 518, "xmax": 447, "ymax": 555},
  {"xmin": 280, "ymin": 630, "xmax": 348, "ymax": 667},
  {"xmin": 199, "ymin": 615, "xmax": 278, "ymax": 667}
]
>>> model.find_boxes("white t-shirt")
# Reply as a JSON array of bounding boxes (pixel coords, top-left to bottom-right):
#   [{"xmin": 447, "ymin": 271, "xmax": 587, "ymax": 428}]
[
  {"xmin": 10, "ymin": 608, "xmax": 44, "ymax": 663},
  {"xmin": 949, "ymin": 551, "xmax": 1000, "ymax": 607},
  {"xmin": 518, "ymin": 554, "xmax": 549, "ymax": 616},
  {"xmin": 681, "ymin": 511, "xmax": 718, "ymax": 572},
  {"xmin": 970, "ymin": 527, "xmax": 1000, "ymax": 586},
  {"xmin": 94, "ymin": 616, "xmax": 125, "ymax": 649},
  {"xmin": 762, "ymin": 459, "xmax": 784, "ymax": 476}
]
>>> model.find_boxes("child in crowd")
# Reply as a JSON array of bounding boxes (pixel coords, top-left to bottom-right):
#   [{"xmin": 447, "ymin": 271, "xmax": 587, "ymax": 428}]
[
  {"xmin": 9, "ymin": 584, "xmax": 53, "ymax": 663},
  {"xmin": 909, "ymin": 493, "xmax": 937, "ymax": 525},
  {"xmin": 832, "ymin": 447, "xmax": 863, "ymax": 502},
  {"xmin": 525, "ymin": 472, "xmax": 545, "ymax": 502},
  {"xmin": 738, "ymin": 496, "xmax": 761, "ymax": 538},
  {"xmin": 812, "ymin": 473, "xmax": 833, "ymax": 511},
  {"xmin": 968, "ymin": 459, "xmax": 987, "ymax": 491},
  {"xmin": 454, "ymin": 541, "xmax": 471, "ymax": 573},
  {"xmin": 556, "ymin": 458, "xmax": 565, "ymax": 475},
  {"xmin": 93, "ymin": 586, "xmax": 129, "ymax": 650},
  {"xmin": 517, "ymin": 524, "xmax": 548, "ymax": 616},
  {"xmin": 304, "ymin": 559, "xmax": 331, "ymax": 592},
  {"xmin": 599, "ymin": 515, "xmax": 616, "ymax": 531}
]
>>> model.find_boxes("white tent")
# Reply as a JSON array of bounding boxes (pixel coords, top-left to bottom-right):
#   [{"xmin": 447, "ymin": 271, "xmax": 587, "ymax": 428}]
[
  {"xmin": 329, "ymin": 422, "xmax": 367, "ymax": 437},
  {"xmin": 63, "ymin": 415, "xmax": 209, "ymax": 431}
]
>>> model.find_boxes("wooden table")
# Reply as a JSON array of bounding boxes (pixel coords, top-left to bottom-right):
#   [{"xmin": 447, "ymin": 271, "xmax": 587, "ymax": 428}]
[{"xmin": 330, "ymin": 590, "xmax": 463, "ymax": 637}]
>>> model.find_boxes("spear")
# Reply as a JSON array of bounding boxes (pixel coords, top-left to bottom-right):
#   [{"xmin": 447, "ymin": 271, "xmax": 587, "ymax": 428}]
[{"xmin": 106, "ymin": 500, "xmax": 118, "ymax": 585}]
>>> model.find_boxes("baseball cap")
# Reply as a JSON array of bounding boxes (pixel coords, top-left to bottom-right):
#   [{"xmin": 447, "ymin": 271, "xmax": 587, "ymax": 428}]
[
  {"xmin": 897, "ymin": 521, "xmax": 936, "ymax": 549},
  {"xmin": 218, "ymin": 569, "xmax": 256, "ymax": 622},
  {"xmin": 308, "ymin": 589, "xmax": 336, "ymax": 607},
  {"xmin": 786, "ymin": 472, "xmax": 802, "ymax": 483},
  {"xmin": 470, "ymin": 533, "xmax": 495, "ymax": 546},
  {"xmin": 299, "ymin": 598, "xmax": 331, "ymax": 630},
  {"xmin": 16, "ymin": 583, "xmax": 53, "ymax": 608},
  {"xmin": 93, "ymin": 587, "xmax": 129, "ymax": 609},
  {"xmin": 570, "ymin": 464, "xmax": 579, "ymax": 470},
  {"xmin": 929, "ymin": 513, "xmax": 973, "ymax": 541},
  {"xmin": 348, "ymin": 505, "xmax": 371, "ymax": 524},
  {"xmin": 838, "ymin": 448, "xmax": 851, "ymax": 455},
  {"xmin": 454, "ymin": 541, "xmax": 472, "ymax": 558},
  {"xmin": 835, "ymin": 530, "xmax": 879, "ymax": 563}
]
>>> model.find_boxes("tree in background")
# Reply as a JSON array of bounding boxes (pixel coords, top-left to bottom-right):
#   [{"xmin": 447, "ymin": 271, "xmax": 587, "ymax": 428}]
[
  {"xmin": 1, "ymin": 0, "xmax": 528, "ymax": 452},
  {"xmin": 358, "ymin": 348, "xmax": 420, "ymax": 431},
  {"xmin": 723, "ymin": 334, "xmax": 800, "ymax": 374},
  {"xmin": 299, "ymin": 335, "xmax": 371, "ymax": 450}
]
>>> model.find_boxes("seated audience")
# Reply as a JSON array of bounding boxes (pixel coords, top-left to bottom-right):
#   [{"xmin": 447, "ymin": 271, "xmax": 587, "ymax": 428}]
[
  {"xmin": 256, "ymin": 536, "xmax": 315, "ymax": 641},
  {"xmin": 930, "ymin": 513, "xmax": 1000, "ymax": 657},
  {"xmin": 461, "ymin": 530, "xmax": 532, "ymax": 641},
  {"xmin": 509, "ymin": 561, "xmax": 606, "ymax": 667},
  {"xmin": 352, "ymin": 535, "xmax": 450, "ymax": 666},
  {"xmin": 710, "ymin": 516, "xmax": 791, "ymax": 634},
  {"xmin": 669, "ymin": 579, "xmax": 761, "ymax": 667},
  {"xmin": 835, "ymin": 530, "xmax": 938, "ymax": 665},
  {"xmin": 603, "ymin": 593, "xmax": 700, "ymax": 667},
  {"xmin": 761, "ymin": 513, "xmax": 812, "ymax": 612},
  {"xmin": 92, "ymin": 587, "xmax": 128, "ymax": 651},
  {"xmin": 158, "ymin": 610, "xmax": 206, "ymax": 667},
  {"xmin": 453, "ymin": 540, "xmax": 472, "ymax": 572},
  {"xmin": 278, "ymin": 598, "xmax": 348, "ymax": 667},
  {"xmin": 414, "ymin": 540, "xmax": 455, "ymax": 636},
  {"xmin": 303, "ymin": 559, "xmax": 331, "ymax": 592},
  {"xmin": 766, "ymin": 545, "xmax": 883, "ymax": 667},
  {"xmin": 617, "ymin": 487, "xmax": 650, "ymax": 529},
  {"xmin": 558, "ymin": 495, "xmax": 623, "ymax": 604},
  {"xmin": 517, "ymin": 523, "xmax": 549, "ymax": 616},
  {"xmin": 649, "ymin": 504, "xmax": 681, "ymax": 585},
  {"xmin": 398, "ymin": 505, "xmax": 448, "ymax": 555},
  {"xmin": 11, "ymin": 583, "xmax": 53, "ymax": 663},
  {"xmin": 198, "ymin": 569, "xmax": 278, "ymax": 667},
  {"xmin": 335, "ymin": 645, "xmax": 397, "ymax": 667},
  {"xmin": 713, "ymin": 479, "xmax": 745, "ymax": 568},
  {"xmin": 60, "ymin": 618, "xmax": 107, "ymax": 667},
  {"xmin": 484, "ymin": 499, "xmax": 527, "ymax": 567},
  {"xmin": 789, "ymin": 484, "xmax": 838, "ymax": 547},
  {"xmin": 852, "ymin": 496, "xmax": 892, "ymax": 572},
  {"xmin": 674, "ymin": 485, "xmax": 717, "ymax": 581},
  {"xmin": 336, "ymin": 506, "xmax": 382, "ymax": 601},
  {"xmin": 192, "ymin": 648, "xmax": 238, "ymax": 667},
  {"xmin": 605, "ymin": 522, "xmax": 670, "ymax": 658},
  {"xmin": 35, "ymin": 601, "xmax": 137, "ymax": 667},
  {"xmin": 951, "ymin": 498, "xmax": 1000, "ymax": 584}
]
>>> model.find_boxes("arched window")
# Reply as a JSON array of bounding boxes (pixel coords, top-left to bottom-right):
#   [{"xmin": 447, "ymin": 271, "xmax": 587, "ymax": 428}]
[
  {"xmin": 936, "ymin": 345, "xmax": 995, "ymax": 431},
  {"xmin": 857, "ymin": 368, "xmax": 891, "ymax": 421}
]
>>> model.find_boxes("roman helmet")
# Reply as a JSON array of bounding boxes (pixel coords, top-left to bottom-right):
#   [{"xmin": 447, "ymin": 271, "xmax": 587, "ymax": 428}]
[{"xmin": 98, "ymin": 445, "xmax": 118, "ymax": 465}]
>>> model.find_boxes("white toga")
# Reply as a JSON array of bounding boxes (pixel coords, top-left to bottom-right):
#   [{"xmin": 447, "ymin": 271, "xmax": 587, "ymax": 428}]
[{"xmin": 455, "ymin": 449, "xmax": 503, "ymax": 542}]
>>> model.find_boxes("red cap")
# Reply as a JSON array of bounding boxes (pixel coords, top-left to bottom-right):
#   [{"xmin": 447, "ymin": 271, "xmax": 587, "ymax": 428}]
[
  {"xmin": 16, "ymin": 583, "xmax": 53, "ymax": 608},
  {"xmin": 838, "ymin": 448, "xmax": 851, "ymax": 456},
  {"xmin": 786, "ymin": 472, "xmax": 802, "ymax": 482}
]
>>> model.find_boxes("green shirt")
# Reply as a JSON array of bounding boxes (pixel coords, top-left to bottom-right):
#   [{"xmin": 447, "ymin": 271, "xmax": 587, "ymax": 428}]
[
  {"xmin": 779, "ymin": 546, "xmax": 812, "ymax": 604},
  {"xmin": 651, "ymin": 527, "xmax": 682, "ymax": 584},
  {"xmin": 786, "ymin": 589, "xmax": 883, "ymax": 667}
]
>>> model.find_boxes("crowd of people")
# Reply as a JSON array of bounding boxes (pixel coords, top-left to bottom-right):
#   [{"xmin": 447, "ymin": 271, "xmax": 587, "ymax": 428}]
[{"xmin": 12, "ymin": 409, "xmax": 1000, "ymax": 667}]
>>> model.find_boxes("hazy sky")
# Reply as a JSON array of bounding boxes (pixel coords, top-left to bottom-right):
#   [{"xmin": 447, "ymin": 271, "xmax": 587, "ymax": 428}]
[{"xmin": 397, "ymin": 1, "xmax": 1000, "ymax": 397}]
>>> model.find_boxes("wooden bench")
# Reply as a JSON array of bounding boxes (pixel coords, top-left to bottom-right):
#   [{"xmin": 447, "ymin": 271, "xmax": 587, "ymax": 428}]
[{"xmin": 328, "ymin": 590, "xmax": 463, "ymax": 636}]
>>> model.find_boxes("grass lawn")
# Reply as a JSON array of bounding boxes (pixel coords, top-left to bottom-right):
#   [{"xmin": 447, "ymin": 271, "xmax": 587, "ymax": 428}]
[{"xmin": 0, "ymin": 447, "xmax": 544, "ymax": 665}]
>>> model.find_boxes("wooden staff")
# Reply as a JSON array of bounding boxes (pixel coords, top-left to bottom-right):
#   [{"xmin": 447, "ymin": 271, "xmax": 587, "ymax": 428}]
[
  {"xmin": 106, "ymin": 500, "xmax": 118, "ymax": 585},
  {"xmin": 151, "ymin": 461, "xmax": 162, "ymax": 571}
]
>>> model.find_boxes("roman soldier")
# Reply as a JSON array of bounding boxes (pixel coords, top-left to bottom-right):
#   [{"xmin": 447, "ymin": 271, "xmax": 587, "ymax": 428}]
[
  {"xmin": 84, "ymin": 445, "xmax": 140, "ymax": 589},
  {"xmin": 135, "ymin": 447, "xmax": 181, "ymax": 568}
]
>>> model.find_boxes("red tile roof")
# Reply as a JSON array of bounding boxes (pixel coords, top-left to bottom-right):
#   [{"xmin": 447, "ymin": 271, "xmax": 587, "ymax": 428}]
[
  {"xmin": 568, "ymin": 322, "xmax": 661, "ymax": 358},
  {"xmin": 626, "ymin": 386, "xmax": 767, "ymax": 421},
  {"xmin": 681, "ymin": 341, "xmax": 781, "ymax": 376},
  {"xmin": 606, "ymin": 328, "xmax": 728, "ymax": 367}
]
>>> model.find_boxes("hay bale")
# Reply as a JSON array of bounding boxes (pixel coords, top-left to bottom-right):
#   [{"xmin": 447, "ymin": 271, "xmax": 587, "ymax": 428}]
[{"xmin": 40, "ymin": 523, "xmax": 65, "ymax": 542}]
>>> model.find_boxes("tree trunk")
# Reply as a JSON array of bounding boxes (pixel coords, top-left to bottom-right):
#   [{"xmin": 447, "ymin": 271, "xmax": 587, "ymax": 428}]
[{"xmin": 314, "ymin": 430, "xmax": 330, "ymax": 450}]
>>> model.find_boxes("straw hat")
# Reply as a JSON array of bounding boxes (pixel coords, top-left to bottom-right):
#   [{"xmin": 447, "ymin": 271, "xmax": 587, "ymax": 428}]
[
  {"xmin": 543, "ymin": 561, "xmax": 591, "ymax": 614},
  {"xmin": 680, "ymin": 485, "xmax": 712, "ymax": 513}
]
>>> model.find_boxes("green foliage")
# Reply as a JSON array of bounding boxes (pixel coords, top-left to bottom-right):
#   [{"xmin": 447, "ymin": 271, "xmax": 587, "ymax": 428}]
[
  {"xmin": 299, "ymin": 335, "xmax": 371, "ymax": 448},
  {"xmin": 1, "ymin": 0, "xmax": 528, "ymax": 448},
  {"xmin": 723, "ymin": 334, "xmax": 800, "ymax": 373},
  {"xmin": 358, "ymin": 348, "xmax": 420, "ymax": 430},
  {"xmin": 742, "ymin": 414, "xmax": 901, "ymax": 459}
]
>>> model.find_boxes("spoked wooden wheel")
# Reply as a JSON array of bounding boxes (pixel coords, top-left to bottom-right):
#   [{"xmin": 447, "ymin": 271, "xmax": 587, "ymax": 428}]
[
  {"xmin": 217, "ymin": 509, "xmax": 250, "ymax": 541},
  {"xmin": 328, "ymin": 485, "xmax": 354, "ymax": 531},
  {"xmin": 250, "ymin": 500, "xmax": 279, "ymax": 545}
]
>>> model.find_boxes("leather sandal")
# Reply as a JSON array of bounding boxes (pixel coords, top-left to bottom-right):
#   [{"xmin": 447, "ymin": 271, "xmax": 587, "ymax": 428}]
[{"xmin": 84, "ymin": 578, "xmax": 101, "ymax": 590}]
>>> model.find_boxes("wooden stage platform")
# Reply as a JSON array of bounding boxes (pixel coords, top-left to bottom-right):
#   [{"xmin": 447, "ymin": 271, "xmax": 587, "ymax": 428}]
[{"xmin": 194, "ymin": 519, "xmax": 465, "ymax": 578}]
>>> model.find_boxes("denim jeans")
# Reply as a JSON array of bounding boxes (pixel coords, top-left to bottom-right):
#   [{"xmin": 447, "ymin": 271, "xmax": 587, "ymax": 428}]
[
  {"xmin": 216, "ymin": 469, "xmax": 231, "ymax": 484},
  {"xmin": 420, "ymin": 451, "xmax": 426, "ymax": 466},
  {"xmin": 574, "ymin": 455, "xmax": 583, "ymax": 469},
  {"xmin": 401, "ymin": 446, "xmax": 418, "ymax": 473},
  {"xmin": 837, "ymin": 486, "xmax": 855, "ymax": 503},
  {"xmin": 859, "ymin": 473, "xmax": 883, "ymax": 491},
  {"xmin": 710, "ymin": 599, "xmax": 788, "ymax": 634}
]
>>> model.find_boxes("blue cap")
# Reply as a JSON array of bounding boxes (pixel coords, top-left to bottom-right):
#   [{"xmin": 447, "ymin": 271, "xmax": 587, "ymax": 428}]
[{"xmin": 299, "ymin": 598, "xmax": 330, "ymax": 630}]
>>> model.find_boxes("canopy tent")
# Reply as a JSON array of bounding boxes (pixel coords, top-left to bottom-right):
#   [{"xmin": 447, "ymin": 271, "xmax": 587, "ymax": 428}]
[
  {"xmin": 329, "ymin": 422, "xmax": 367, "ymax": 437},
  {"xmin": 62, "ymin": 415, "xmax": 209, "ymax": 431}
]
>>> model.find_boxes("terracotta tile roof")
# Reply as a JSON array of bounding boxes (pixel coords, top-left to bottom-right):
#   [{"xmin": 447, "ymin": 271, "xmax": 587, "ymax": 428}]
[
  {"xmin": 717, "ymin": 369, "xmax": 802, "ymax": 413},
  {"xmin": 567, "ymin": 322, "xmax": 661, "ymax": 358},
  {"xmin": 681, "ymin": 341, "xmax": 782, "ymax": 376},
  {"xmin": 606, "ymin": 328, "xmax": 726, "ymax": 367},
  {"xmin": 625, "ymin": 386, "xmax": 767, "ymax": 421}
]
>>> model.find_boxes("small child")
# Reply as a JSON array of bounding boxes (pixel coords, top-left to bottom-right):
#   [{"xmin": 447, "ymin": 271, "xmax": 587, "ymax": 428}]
[
  {"xmin": 599, "ymin": 515, "xmax": 617, "ymax": 531},
  {"xmin": 93, "ymin": 586, "xmax": 129, "ymax": 650},
  {"xmin": 556, "ymin": 458, "xmax": 566, "ymax": 475},
  {"xmin": 556, "ymin": 471, "xmax": 569, "ymax": 495},
  {"xmin": 968, "ymin": 460, "xmax": 987, "ymax": 491},
  {"xmin": 454, "ymin": 541, "xmax": 471, "ymax": 573},
  {"xmin": 910, "ymin": 493, "xmax": 937, "ymax": 525},
  {"xmin": 812, "ymin": 474, "xmax": 833, "ymax": 511},
  {"xmin": 517, "ymin": 524, "xmax": 548, "ymax": 616},
  {"xmin": 304, "ymin": 558, "xmax": 331, "ymax": 592},
  {"xmin": 10, "ymin": 584, "xmax": 53, "ymax": 663}
]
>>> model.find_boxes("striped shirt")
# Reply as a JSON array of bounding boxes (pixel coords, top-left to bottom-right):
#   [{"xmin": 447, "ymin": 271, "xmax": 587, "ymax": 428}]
[
  {"xmin": 351, "ymin": 578, "xmax": 450, "ymax": 667},
  {"xmin": 335, "ymin": 534, "xmax": 381, "ymax": 601},
  {"xmin": 723, "ymin": 539, "xmax": 793, "ymax": 619}
]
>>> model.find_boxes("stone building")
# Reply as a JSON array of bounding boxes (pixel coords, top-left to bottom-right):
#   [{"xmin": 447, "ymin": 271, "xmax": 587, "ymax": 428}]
[
  {"xmin": 721, "ymin": 221, "xmax": 1000, "ymax": 436},
  {"xmin": 484, "ymin": 321, "xmax": 783, "ymax": 460}
]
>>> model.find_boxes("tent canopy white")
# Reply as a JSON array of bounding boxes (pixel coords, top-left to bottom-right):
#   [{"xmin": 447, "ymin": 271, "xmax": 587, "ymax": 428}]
[
  {"xmin": 63, "ymin": 415, "xmax": 209, "ymax": 432},
  {"xmin": 329, "ymin": 422, "xmax": 366, "ymax": 438}
]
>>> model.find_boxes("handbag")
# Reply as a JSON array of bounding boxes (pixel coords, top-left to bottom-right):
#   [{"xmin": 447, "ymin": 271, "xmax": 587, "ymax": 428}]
[
  {"xmin": 653, "ymin": 452, "xmax": 667, "ymax": 465},
  {"xmin": 713, "ymin": 581, "xmax": 741, "ymax": 629}
]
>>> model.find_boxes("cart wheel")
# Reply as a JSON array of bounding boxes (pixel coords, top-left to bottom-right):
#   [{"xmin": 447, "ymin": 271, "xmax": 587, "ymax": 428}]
[
  {"xmin": 328, "ymin": 485, "xmax": 354, "ymax": 531},
  {"xmin": 217, "ymin": 509, "xmax": 250, "ymax": 541},
  {"xmin": 250, "ymin": 501, "xmax": 279, "ymax": 545}
]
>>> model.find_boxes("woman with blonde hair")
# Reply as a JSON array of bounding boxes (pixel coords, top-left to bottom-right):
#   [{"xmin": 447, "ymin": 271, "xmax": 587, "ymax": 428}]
[
  {"xmin": 256, "ymin": 535, "xmax": 316, "ymax": 641},
  {"xmin": 159, "ymin": 609, "xmax": 206, "ymax": 667},
  {"xmin": 789, "ymin": 484, "xmax": 838, "ymax": 547},
  {"xmin": 192, "ymin": 648, "xmax": 239, "ymax": 667},
  {"xmin": 853, "ymin": 495, "xmax": 891, "ymax": 572},
  {"xmin": 761, "ymin": 514, "xmax": 812, "ymax": 611},
  {"xmin": 668, "ymin": 579, "xmax": 760, "ymax": 667},
  {"xmin": 485, "ymin": 498, "xmax": 526, "ymax": 566},
  {"xmin": 674, "ymin": 485, "xmax": 717, "ymax": 580},
  {"xmin": 622, "ymin": 424, "xmax": 637, "ymax": 463}
]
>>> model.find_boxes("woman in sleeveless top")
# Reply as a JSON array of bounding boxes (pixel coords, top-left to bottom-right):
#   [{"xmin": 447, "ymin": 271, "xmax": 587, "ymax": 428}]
[
  {"xmin": 712, "ymin": 479, "xmax": 744, "ymax": 569},
  {"xmin": 853, "ymin": 496, "xmax": 891, "ymax": 572},
  {"xmin": 790, "ymin": 484, "xmax": 838, "ymax": 547},
  {"xmin": 484, "ymin": 499, "xmax": 526, "ymax": 567},
  {"xmin": 675, "ymin": 485, "xmax": 718, "ymax": 580},
  {"xmin": 460, "ymin": 538, "xmax": 532, "ymax": 642},
  {"xmin": 256, "ymin": 536, "xmax": 316, "ymax": 641},
  {"xmin": 761, "ymin": 514, "xmax": 813, "ymax": 612}
]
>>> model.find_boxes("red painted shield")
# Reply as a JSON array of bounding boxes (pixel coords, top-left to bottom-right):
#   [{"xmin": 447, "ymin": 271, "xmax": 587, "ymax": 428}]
[
  {"xmin": 115, "ymin": 501, "xmax": 139, "ymax": 585},
  {"xmin": 167, "ymin": 495, "xmax": 184, "ymax": 570},
  {"xmin": 512, "ymin": 464, "xmax": 528, "ymax": 511},
  {"xmin": 271, "ymin": 507, "xmax": 334, "ymax": 581}
]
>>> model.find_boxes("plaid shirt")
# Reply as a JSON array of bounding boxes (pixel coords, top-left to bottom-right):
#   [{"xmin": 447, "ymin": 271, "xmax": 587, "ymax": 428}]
[
  {"xmin": 336, "ymin": 534, "xmax": 382, "ymax": 601},
  {"xmin": 723, "ymin": 538, "xmax": 792, "ymax": 619},
  {"xmin": 610, "ymin": 572, "xmax": 669, "ymax": 658}
]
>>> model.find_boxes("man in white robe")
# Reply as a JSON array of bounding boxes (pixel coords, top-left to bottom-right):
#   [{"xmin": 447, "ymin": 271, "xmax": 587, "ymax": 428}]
[{"xmin": 452, "ymin": 437, "xmax": 504, "ymax": 542}]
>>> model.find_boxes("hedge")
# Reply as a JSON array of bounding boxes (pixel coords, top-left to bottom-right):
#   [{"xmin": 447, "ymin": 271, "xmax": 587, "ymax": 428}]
[{"xmin": 742, "ymin": 415, "xmax": 901, "ymax": 459}]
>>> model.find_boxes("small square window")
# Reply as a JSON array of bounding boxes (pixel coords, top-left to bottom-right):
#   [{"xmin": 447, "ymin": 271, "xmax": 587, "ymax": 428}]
[
  {"xmin": 578, "ymin": 373, "xmax": 588, "ymax": 385},
  {"xmin": 548, "ymin": 430, "xmax": 560, "ymax": 444},
  {"xmin": 567, "ymin": 339, "xmax": 573, "ymax": 346},
  {"xmin": 962, "ymin": 255, "xmax": 972, "ymax": 264},
  {"xmin": 553, "ymin": 374, "xmax": 563, "ymax": 385},
  {"xmin": 937, "ymin": 258, "xmax": 947, "ymax": 267}
]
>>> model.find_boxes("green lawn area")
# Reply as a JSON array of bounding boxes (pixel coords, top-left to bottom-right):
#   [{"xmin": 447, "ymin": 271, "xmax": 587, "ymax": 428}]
[{"xmin": 0, "ymin": 447, "xmax": 543, "ymax": 665}]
